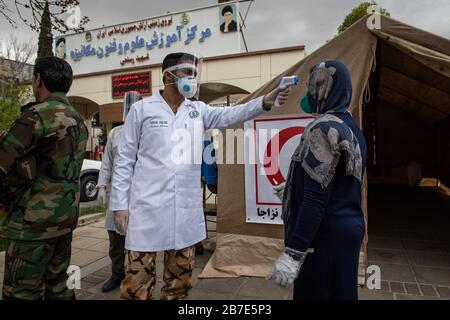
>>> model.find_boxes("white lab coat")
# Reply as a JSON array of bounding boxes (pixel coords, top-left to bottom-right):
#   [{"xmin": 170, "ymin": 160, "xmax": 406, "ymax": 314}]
[
  {"xmin": 97, "ymin": 125, "xmax": 124, "ymax": 232},
  {"xmin": 110, "ymin": 91, "xmax": 265, "ymax": 252}
]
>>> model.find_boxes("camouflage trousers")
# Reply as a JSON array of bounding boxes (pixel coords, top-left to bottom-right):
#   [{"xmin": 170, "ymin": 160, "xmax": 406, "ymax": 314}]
[
  {"xmin": 2, "ymin": 233, "xmax": 75, "ymax": 300},
  {"xmin": 120, "ymin": 245, "xmax": 195, "ymax": 300}
]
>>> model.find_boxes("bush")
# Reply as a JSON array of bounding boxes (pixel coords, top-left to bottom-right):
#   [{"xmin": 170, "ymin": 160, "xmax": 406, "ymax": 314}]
[{"xmin": 0, "ymin": 80, "xmax": 33, "ymax": 132}]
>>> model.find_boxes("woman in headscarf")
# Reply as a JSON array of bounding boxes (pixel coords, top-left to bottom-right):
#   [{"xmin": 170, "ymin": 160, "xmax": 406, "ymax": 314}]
[{"xmin": 267, "ymin": 60, "xmax": 367, "ymax": 300}]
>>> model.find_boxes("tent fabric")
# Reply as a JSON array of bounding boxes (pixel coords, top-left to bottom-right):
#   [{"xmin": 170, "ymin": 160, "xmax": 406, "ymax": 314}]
[
  {"xmin": 198, "ymin": 82, "xmax": 250, "ymax": 104},
  {"xmin": 200, "ymin": 15, "xmax": 450, "ymax": 281},
  {"xmin": 373, "ymin": 30, "xmax": 450, "ymax": 78}
]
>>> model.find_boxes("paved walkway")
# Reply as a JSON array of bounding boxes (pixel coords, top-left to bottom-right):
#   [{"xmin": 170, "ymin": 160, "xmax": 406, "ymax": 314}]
[
  {"xmin": 0, "ymin": 211, "xmax": 449, "ymax": 300},
  {"xmin": 363, "ymin": 188, "xmax": 450, "ymax": 300},
  {"xmin": 69, "ymin": 218, "xmax": 294, "ymax": 300}
]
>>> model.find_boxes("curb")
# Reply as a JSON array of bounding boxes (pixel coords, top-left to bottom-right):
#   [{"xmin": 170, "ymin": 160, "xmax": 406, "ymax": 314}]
[{"xmin": 78, "ymin": 212, "xmax": 105, "ymax": 227}]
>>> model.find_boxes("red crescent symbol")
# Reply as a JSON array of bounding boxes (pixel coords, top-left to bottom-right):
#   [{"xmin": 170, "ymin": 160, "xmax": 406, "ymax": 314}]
[{"xmin": 263, "ymin": 126, "xmax": 305, "ymax": 186}]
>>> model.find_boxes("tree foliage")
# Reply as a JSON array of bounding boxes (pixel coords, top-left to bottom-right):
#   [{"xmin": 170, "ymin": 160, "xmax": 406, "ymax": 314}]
[
  {"xmin": 0, "ymin": 81, "xmax": 33, "ymax": 133},
  {"xmin": 0, "ymin": 0, "xmax": 89, "ymax": 33},
  {"xmin": 338, "ymin": 1, "xmax": 390, "ymax": 34},
  {"xmin": 37, "ymin": 1, "xmax": 53, "ymax": 58}
]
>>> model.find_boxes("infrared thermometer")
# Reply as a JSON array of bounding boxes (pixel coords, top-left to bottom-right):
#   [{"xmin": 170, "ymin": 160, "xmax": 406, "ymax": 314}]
[{"xmin": 274, "ymin": 76, "xmax": 300, "ymax": 107}]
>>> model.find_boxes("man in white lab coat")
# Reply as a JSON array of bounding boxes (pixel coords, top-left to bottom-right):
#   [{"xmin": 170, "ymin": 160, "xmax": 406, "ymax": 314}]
[
  {"xmin": 110, "ymin": 52, "xmax": 291, "ymax": 300},
  {"xmin": 96, "ymin": 91, "xmax": 141, "ymax": 293}
]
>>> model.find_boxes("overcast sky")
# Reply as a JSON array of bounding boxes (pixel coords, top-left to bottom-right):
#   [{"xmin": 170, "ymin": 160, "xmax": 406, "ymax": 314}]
[{"xmin": 1, "ymin": 0, "xmax": 449, "ymax": 58}]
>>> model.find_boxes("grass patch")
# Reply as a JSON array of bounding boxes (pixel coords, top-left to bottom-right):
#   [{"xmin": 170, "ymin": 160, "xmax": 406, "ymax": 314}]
[{"xmin": 79, "ymin": 205, "xmax": 106, "ymax": 217}]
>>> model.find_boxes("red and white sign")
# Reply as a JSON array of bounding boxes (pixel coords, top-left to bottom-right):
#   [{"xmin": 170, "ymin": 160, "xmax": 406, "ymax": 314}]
[
  {"xmin": 244, "ymin": 115, "xmax": 313, "ymax": 225},
  {"xmin": 112, "ymin": 72, "xmax": 151, "ymax": 98}
]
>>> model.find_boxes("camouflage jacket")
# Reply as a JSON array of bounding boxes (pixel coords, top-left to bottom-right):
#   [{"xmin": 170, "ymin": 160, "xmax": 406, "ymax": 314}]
[{"xmin": 0, "ymin": 92, "xmax": 88, "ymax": 240}]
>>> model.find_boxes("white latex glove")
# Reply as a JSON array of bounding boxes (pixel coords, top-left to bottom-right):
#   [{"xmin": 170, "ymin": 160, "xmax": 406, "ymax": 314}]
[
  {"xmin": 273, "ymin": 182, "xmax": 286, "ymax": 201},
  {"xmin": 97, "ymin": 186, "xmax": 107, "ymax": 207},
  {"xmin": 266, "ymin": 247, "xmax": 307, "ymax": 288},
  {"xmin": 263, "ymin": 85, "xmax": 292, "ymax": 110},
  {"xmin": 114, "ymin": 210, "xmax": 129, "ymax": 235}
]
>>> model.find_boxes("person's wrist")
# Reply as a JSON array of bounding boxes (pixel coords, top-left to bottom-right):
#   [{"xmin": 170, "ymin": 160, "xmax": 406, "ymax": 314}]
[
  {"xmin": 284, "ymin": 247, "xmax": 307, "ymax": 262},
  {"xmin": 262, "ymin": 96, "xmax": 272, "ymax": 111},
  {"xmin": 96, "ymin": 185, "xmax": 106, "ymax": 190}
]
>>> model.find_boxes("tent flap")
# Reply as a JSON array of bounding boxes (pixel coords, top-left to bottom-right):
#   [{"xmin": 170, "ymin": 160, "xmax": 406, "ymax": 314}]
[{"xmin": 372, "ymin": 29, "xmax": 450, "ymax": 78}]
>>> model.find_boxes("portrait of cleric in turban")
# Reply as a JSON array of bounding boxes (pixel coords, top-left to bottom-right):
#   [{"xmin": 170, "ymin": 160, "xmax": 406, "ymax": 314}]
[
  {"xmin": 55, "ymin": 37, "xmax": 66, "ymax": 59},
  {"xmin": 220, "ymin": 4, "xmax": 238, "ymax": 33}
]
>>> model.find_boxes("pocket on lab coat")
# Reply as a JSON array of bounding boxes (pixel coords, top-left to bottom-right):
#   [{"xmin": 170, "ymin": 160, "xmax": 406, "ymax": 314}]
[
  {"xmin": 183, "ymin": 187, "xmax": 203, "ymax": 209},
  {"xmin": 175, "ymin": 170, "xmax": 202, "ymax": 209},
  {"xmin": 130, "ymin": 172, "xmax": 172, "ymax": 210},
  {"xmin": 140, "ymin": 118, "xmax": 169, "ymax": 156},
  {"xmin": 176, "ymin": 207, "xmax": 206, "ymax": 247}
]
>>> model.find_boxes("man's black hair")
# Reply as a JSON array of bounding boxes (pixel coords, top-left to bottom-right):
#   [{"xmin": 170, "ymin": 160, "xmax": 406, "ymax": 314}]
[
  {"xmin": 56, "ymin": 37, "xmax": 66, "ymax": 46},
  {"xmin": 34, "ymin": 56, "xmax": 73, "ymax": 93},
  {"xmin": 162, "ymin": 52, "xmax": 198, "ymax": 84},
  {"xmin": 222, "ymin": 5, "xmax": 233, "ymax": 16}
]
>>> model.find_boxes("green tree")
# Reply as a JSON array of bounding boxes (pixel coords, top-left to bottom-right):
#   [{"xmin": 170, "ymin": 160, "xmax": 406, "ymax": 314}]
[
  {"xmin": 338, "ymin": 1, "xmax": 390, "ymax": 34},
  {"xmin": 0, "ymin": 80, "xmax": 33, "ymax": 133},
  {"xmin": 37, "ymin": 1, "xmax": 53, "ymax": 58}
]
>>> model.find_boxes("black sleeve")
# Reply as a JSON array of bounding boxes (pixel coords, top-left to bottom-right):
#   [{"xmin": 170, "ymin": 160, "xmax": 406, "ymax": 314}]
[{"xmin": 287, "ymin": 164, "xmax": 334, "ymax": 252}]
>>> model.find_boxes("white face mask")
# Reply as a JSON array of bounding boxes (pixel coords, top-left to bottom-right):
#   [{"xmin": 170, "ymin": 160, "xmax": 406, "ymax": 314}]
[
  {"xmin": 171, "ymin": 73, "xmax": 198, "ymax": 99},
  {"xmin": 163, "ymin": 63, "xmax": 199, "ymax": 99}
]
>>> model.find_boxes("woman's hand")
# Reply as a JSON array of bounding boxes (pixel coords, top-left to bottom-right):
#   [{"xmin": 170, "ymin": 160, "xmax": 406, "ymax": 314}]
[
  {"xmin": 273, "ymin": 182, "xmax": 286, "ymax": 201},
  {"xmin": 266, "ymin": 247, "xmax": 307, "ymax": 287}
]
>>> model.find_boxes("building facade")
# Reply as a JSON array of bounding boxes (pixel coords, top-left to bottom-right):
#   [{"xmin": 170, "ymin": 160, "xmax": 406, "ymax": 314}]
[{"xmin": 68, "ymin": 45, "xmax": 306, "ymax": 134}]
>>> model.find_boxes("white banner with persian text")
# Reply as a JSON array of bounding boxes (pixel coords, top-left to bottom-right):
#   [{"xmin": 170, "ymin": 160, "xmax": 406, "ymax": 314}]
[{"xmin": 55, "ymin": 2, "xmax": 241, "ymax": 75}]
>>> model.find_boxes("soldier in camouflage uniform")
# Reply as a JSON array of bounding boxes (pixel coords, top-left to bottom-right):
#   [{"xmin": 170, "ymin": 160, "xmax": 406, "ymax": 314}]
[
  {"xmin": 0, "ymin": 147, "xmax": 35, "ymax": 251},
  {"xmin": 0, "ymin": 56, "xmax": 88, "ymax": 300}
]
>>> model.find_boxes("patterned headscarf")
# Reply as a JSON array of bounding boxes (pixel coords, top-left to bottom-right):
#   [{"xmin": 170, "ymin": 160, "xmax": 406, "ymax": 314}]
[
  {"xmin": 306, "ymin": 60, "xmax": 353, "ymax": 114},
  {"xmin": 282, "ymin": 61, "xmax": 363, "ymax": 233}
]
